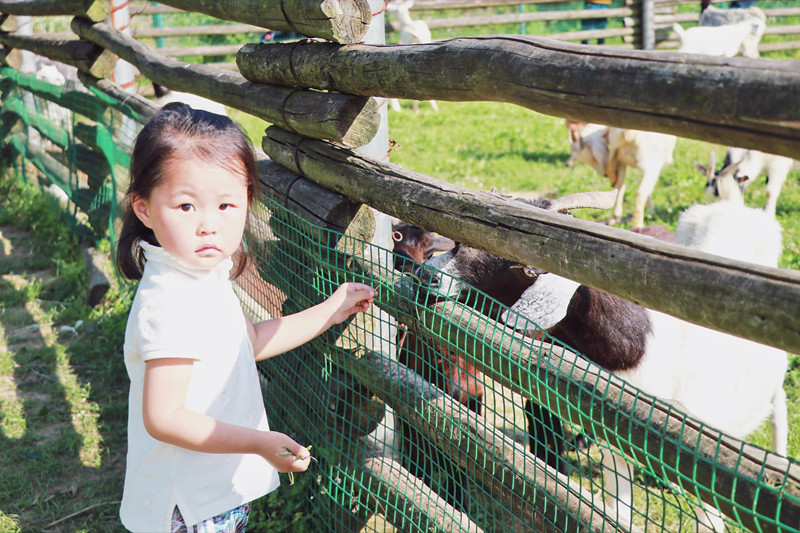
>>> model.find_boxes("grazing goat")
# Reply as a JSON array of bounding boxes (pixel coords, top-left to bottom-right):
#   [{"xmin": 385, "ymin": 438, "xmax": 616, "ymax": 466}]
[
  {"xmin": 386, "ymin": 1, "xmax": 439, "ymax": 112},
  {"xmin": 672, "ymin": 17, "xmax": 766, "ymax": 58},
  {"xmin": 713, "ymin": 148, "xmax": 798, "ymax": 217},
  {"xmin": 685, "ymin": 155, "xmax": 783, "ymax": 266},
  {"xmin": 153, "ymin": 83, "xmax": 228, "ymax": 116},
  {"xmin": 392, "ymin": 223, "xmax": 476, "ymax": 511},
  {"xmin": 566, "ymin": 120, "xmax": 676, "ymax": 228},
  {"xmin": 420, "ymin": 189, "xmax": 788, "ymax": 530},
  {"xmin": 698, "ymin": 5, "xmax": 767, "ymax": 58}
]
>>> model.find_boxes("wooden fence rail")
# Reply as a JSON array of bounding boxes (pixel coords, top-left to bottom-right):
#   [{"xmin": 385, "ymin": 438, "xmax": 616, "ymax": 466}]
[{"xmin": 237, "ymin": 37, "xmax": 800, "ymax": 160}]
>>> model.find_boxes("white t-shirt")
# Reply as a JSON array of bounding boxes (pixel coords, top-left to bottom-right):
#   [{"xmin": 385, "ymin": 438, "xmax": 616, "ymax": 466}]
[{"xmin": 120, "ymin": 242, "xmax": 280, "ymax": 532}]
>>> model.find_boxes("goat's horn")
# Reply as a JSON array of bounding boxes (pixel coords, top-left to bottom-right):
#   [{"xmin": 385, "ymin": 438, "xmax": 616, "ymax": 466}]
[
  {"xmin": 548, "ymin": 190, "xmax": 618, "ymax": 213},
  {"xmin": 708, "ymin": 151, "xmax": 716, "ymax": 178},
  {"xmin": 717, "ymin": 161, "xmax": 740, "ymax": 177}
]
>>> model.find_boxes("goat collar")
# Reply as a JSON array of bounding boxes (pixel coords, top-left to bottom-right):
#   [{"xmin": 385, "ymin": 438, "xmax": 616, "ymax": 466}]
[{"xmin": 501, "ymin": 273, "xmax": 581, "ymax": 331}]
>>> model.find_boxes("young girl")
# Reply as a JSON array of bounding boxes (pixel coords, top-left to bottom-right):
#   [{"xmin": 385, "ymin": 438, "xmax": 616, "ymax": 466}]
[{"xmin": 116, "ymin": 102, "xmax": 376, "ymax": 532}]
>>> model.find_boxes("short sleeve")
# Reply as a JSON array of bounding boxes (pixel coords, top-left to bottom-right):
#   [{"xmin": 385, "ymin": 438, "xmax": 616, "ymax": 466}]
[{"xmin": 134, "ymin": 296, "xmax": 213, "ymax": 362}]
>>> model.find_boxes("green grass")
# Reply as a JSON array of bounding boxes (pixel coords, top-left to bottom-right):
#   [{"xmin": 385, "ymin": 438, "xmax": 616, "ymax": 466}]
[{"xmin": 0, "ymin": 171, "xmax": 133, "ymax": 532}]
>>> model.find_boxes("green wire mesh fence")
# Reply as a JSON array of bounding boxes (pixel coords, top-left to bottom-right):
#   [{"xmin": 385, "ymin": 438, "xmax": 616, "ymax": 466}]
[
  {"xmin": 1, "ymin": 66, "xmax": 143, "ymax": 245},
  {"xmin": 3, "ymin": 68, "xmax": 800, "ymax": 532},
  {"xmin": 237, "ymin": 192, "xmax": 800, "ymax": 533}
]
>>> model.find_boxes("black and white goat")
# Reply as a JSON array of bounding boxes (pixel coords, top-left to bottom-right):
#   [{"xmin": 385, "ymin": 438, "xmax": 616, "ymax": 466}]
[
  {"xmin": 420, "ymin": 188, "xmax": 788, "ymax": 530},
  {"xmin": 716, "ymin": 148, "xmax": 798, "ymax": 217}
]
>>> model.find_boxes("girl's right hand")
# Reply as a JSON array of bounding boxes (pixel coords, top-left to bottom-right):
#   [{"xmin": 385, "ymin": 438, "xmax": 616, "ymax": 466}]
[{"xmin": 262, "ymin": 431, "xmax": 312, "ymax": 473}]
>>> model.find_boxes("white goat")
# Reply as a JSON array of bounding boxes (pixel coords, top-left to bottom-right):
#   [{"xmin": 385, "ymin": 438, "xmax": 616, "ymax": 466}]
[
  {"xmin": 566, "ymin": 120, "xmax": 676, "ymax": 228},
  {"xmin": 672, "ymin": 17, "xmax": 766, "ymax": 58},
  {"xmin": 674, "ymin": 167, "xmax": 787, "ymax": 531},
  {"xmin": 386, "ymin": 0, "xmax": 439, "ymax": 112},
  {"xmin": 699, "ymin": 5, "xmax": 767, "ymax": 58},
  {"xmin": 153, "ymin": 83, "xmax": 228, "ymax": 116},
  {"xmin": 720, "ymin": 147, "xmax": 799, "ymax": 217}
]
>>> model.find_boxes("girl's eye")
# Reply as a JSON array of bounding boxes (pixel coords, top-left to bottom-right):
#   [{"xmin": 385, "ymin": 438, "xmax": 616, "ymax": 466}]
[
  {"xmin": 179, "ymin": 204, "xmax": 194, "ymax": 212},
  {"xmin": 220, "ymin": 203, "xmax": 231, "ymax": 210}
]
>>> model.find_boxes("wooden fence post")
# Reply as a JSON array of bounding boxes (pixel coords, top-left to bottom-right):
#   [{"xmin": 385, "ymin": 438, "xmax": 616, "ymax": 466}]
[{"xmin": 641, "ymin": 0, "xmax": 655, "ymax": 50}]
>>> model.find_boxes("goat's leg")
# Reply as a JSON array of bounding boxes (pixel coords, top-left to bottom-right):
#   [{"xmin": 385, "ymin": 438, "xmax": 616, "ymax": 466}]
[
  {"xmin": 772, "ymin": 385, "xmax": 789, "ymax": 456},
  {"xmin": 632, "ymin": 167, "xmax": 661, "ymax": 228},
  {"xmin": 389, "ymin": 98, "xmax": 403, "ymax": 112},
  {"xmin": 764, "ymin": 168, "xmax": 788, "ymax": 217},
  {"xmin": 601, "ymin": 448, "xmax": 633, "ymax": 527},
  {"xmin": 695, "ymin": 502, "xmax": 726, "ymax": 532},
  {"xmin": 524, "ymin": 399, "xmax": 567, "ymax": 474},
  {"xmin": 429, "ymin": 100, "xmax": 439, "ymax": 111},
  {"xmin": 609, "ymin": 178, "xmax": 626, "ymax": 226}
]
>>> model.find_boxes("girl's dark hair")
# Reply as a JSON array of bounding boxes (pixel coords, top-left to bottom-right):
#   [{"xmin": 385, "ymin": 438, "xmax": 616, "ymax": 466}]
[{"xmin": 115, "ymin": 102, "xmax": 258, "ymax": 280}]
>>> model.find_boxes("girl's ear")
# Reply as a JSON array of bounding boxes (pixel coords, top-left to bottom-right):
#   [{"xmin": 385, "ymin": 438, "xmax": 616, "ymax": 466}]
[{"xmin": 131, "ymin": 194, "xmax": 153, "ymax": 228}]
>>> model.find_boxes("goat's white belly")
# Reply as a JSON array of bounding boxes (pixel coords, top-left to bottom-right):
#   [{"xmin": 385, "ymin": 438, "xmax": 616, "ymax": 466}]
[{"xmin": 617, "ymin": 311, "xmax": 787, "ymax": 439}]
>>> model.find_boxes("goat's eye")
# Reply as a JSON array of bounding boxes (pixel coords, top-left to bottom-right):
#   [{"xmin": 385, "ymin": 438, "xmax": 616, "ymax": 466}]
[{"xmin": 523, "ymin": 266, "xmax": 538, "ymax": 278}]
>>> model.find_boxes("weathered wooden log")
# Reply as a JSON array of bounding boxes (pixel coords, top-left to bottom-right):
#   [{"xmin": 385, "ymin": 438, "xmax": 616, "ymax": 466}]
[
  {"xmin": 239, "ymin": 37, "xmax": 800, "ymax": 159},
  {"xmin": 256, "ymin": 155, "xmax": 362, "ymax": 233},
  {"xmin": 77, "ymin": 71, "xmax": 158, "ymax": 122},
  {"xmin": 358, "ymin": 455, "xmax": 483, "ymax": 533},
  {"xmin": 70, "ymin": 18, "xmax": 380, "ymax": 147},
  {"xmin": 261, "ymin": 126, "xmax": 800, "ymax": 355},
  {"xmin": 0, "ymin": 0, "xmax": 110, "ymax": 21},
  {"xmin": 0, "ymin": 46, "xmax": 20, "ymax": 69},
  {"xmin": 0, "ymin": 31, "xmax": 116, "ymax": 79},
  {"xmin": 155, "ymin": 0, "xmax": 371, "ymax": 44}
]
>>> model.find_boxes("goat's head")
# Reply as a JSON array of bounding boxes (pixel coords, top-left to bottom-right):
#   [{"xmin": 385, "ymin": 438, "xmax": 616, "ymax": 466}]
[
  {"xmin": 564, "ymin": 121, "xmax": 609, "ymax": 176},
  {"xmin": 565, "ymin": 120, "xmax": 587, "ymax": 168},
  {"xmin": 695, "ymin": 151, "xmax": 748, "ymax": 203},
  {"xmin": 392, "ymin": 222, "xmax": 455, "ymax": 273},
  {"xmin": 419, "ymin": 190, "xmax": 616, "ymax": 324}
]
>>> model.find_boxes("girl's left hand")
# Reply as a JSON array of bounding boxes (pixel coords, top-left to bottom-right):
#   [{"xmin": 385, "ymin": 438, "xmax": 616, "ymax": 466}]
[{"xmin": 328, "ymin": 282, "xmax": 376, "ymax": 324}]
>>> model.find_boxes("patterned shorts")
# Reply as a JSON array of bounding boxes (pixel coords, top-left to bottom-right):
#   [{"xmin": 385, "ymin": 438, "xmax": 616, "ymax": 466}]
[{"xmin": 171, "ymin": 503, "xmax": 251, "ymax": 533}]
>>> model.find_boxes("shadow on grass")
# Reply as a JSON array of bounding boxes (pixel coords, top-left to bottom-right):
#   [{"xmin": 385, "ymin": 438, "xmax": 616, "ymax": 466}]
[{"xmin": 0, "ymin": 225, "xmax": 129, "ymax": 532}]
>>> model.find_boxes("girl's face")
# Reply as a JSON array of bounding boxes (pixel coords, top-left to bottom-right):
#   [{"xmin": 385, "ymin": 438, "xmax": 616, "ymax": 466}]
[{"xmin": 132, "ymin": 157, "xmax": 249, "ymax": 271}]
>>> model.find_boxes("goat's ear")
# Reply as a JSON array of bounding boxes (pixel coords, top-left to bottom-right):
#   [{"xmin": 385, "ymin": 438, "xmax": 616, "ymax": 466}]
[{"xmin": 694, "ymin": 160, "xmax": 708, "ymax": 175}]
